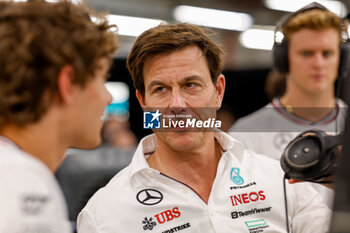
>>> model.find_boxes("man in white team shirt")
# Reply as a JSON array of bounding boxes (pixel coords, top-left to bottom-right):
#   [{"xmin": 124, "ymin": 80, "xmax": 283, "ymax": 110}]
[
  {"xmin": 0, "ymin": 1, "xmax": 118, "ymax": 232},
  {"xmin": 230, "ymin": 3, "xmax": 347, "ymax": 208},
  {"xmin": 78, "ymin": 23, "xmax": 331, "ymax": 233}
]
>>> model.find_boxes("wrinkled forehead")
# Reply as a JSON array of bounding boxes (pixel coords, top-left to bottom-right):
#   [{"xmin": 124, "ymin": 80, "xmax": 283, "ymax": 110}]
[{"xmin": 142, "ymin": 45, "xmax": 208, "ymax": 78}]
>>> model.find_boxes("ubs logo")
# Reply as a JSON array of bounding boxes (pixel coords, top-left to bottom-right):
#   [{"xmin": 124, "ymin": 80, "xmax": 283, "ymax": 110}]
[
  {"xmin": 137, "ymin": 189, "xmax": 163, "ymax": 205},
  {"xmin": 155, "ymin": 207, "xmax": 181, "ymax": 224},
  {"xmin": 141, "ymin": 207, "xmax": 182, "ymax": 231},
  {"xmin": 142, "ymin": 217, "xmax": 157, "ymax": 230}
]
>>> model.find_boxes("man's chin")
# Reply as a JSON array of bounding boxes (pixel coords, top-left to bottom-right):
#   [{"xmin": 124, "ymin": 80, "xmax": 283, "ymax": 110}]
[
  {"xmin": 157, "ymin": 132, "xmax": 202, "ymax": 151},
  {"xmin": 70, "ymin": 138, "xmax": 102, "ymax": 150}
]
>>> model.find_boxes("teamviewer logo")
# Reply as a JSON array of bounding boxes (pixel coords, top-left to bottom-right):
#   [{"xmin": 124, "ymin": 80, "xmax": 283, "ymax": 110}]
[
  {"xmin": 143, "ymin": 110, "xmax": 161, "ymax": 129},
  {"xmin": 231, "ymin": 212, "xmax": 238, "ymax": 219}
]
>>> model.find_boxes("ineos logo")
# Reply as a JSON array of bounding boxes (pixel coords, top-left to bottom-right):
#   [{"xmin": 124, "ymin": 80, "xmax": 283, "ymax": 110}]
[{"xmin": 137, "ymin": 189, "xmax": 163, "ymax": 205}]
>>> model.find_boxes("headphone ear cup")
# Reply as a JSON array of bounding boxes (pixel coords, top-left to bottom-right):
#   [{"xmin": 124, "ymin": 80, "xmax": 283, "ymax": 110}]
[
  {"xmin": 272, "ymin": 40, "xmax": 289, "ymax": 73},
  {"xmin": 281, "ymin": 135, "xmax": 322, "ymax": 179},
  {"xmin": 339, "ymin": 41, "xmax": 350, "ymax": 76},
  {"xmin": 280, "ymin": 130, "xmax": 336, "ymax": 181}
]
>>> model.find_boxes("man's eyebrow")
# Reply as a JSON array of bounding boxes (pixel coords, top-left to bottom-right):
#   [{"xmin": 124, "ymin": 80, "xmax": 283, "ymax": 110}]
[
  {"xmin": 147, "ymin": 75, "xmax": 205, "ymax": 90},
  {"xmin": 147, "ymin": 80, "xmax": 165, "ymax": 91},
  {"xmin": 181, "ymin": 75, "xmax": 206, "ymax": 85},
  {"xmin": 182, "ymin": 75, "xmax": 202, "ymax": 82},
  {"xmin": 298, "ymin": 49, "xmax": 313, "ymax": 53}
]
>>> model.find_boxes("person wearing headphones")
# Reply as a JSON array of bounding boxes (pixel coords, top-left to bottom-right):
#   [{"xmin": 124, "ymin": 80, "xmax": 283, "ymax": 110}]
[
  {"xmin": 0, "ymin": 1, "xmax": 118, "ymax": 232},
  {"xmin": 78, "ymin": 23, "xmax": 331, "ymax": 233},
  {"xmin": 230, "ymin": 2, "xmax": 347, "ymax": 208}
]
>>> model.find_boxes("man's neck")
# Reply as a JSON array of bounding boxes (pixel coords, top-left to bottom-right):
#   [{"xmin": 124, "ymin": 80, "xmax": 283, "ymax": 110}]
[
  {"xmin": 0, "ymin": 116, "xmax": 66, "ymax": 173},
  {"xmin": 280, "ymin": 87, "xmax": 336, "ymax": 122},
  {"xmin": 147, "ymin": 134, "xmax": 222, "ymax": 203}
]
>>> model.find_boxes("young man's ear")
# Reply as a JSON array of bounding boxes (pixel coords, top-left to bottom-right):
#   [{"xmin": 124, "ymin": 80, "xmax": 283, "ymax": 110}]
[
  {"xmin": 215, "ymin": 74, "xmax": 226, "ymax": 109},
  {"xmin": 136, "ymin": 89, "xmax": 146, "ymax": 108},
  {"xmin": 57, "ymin": 65, "xmax": 75, "ymax": 104}
]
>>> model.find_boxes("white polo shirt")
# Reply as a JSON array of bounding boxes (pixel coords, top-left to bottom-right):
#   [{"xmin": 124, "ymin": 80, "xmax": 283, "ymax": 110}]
[
  {"xmin": 0, "ymin": 136, "xmax": 72, "ymax": 233},
  {"xmin": 78, "ymin": 132, "xmax": 331, "ymax": 233}
]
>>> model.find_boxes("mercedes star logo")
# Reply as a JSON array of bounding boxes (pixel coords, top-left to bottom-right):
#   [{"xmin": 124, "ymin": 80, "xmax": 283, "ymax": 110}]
[
  {"xmin": 136, "ymin": 189, "xmax": 163, "ymax": 205},
  {"xmin": 273, "ymin": 132, "xmax": 294, "ymax": 150}
]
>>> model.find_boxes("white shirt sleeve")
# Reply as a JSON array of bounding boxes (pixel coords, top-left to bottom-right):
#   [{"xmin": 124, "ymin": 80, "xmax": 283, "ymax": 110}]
[
  {"xmin": 287, "ymin": 182, "xmax": 331, "ymax": 233},
  {"xmin": 0, "ymin": 168, "xmax": 72, "ymax": 233},
  {"xmin": 77, "ymin": 209, "xmax": 101, "ymax": 233}
]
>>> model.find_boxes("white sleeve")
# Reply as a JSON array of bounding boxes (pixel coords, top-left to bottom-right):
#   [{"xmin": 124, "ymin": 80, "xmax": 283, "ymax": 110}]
[
  {"xmin": 287, "ymin": 182, "xmax": 331, "ymax": 233},
  {"xmin": 0, "ymin": 168, "xmax": 72, "ymax": 233},
  {"xmin": 229, "ymin": 132, "xmax": 254, "ymax": 148},
  {"xmin": 229, "ymin": 132, "xmax": 265, "ymax": 155},
  {"xmin": 77, "ymin": 210, "xmax": 100, "ymax": 233}
]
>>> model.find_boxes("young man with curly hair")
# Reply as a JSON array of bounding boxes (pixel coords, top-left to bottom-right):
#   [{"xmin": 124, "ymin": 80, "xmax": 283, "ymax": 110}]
[{"xmin": 0, "ymin": 1, "xmax": 118, "ymax": 232}]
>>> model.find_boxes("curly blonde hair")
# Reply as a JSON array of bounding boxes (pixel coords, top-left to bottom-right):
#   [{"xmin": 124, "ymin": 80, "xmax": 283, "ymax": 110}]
[
  {"xmin": 283, "ymin": 9, "xmax": 343, "ymax": 44},
  {"xmin": 0, "ymin": 0, "xmax": 118, "ymax": 128}
]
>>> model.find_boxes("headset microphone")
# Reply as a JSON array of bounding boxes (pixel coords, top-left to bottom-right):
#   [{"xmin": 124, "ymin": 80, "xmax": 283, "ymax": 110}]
[{"xmin": 281, "ymin": 129, "xmax": 343, "ymax": 182}]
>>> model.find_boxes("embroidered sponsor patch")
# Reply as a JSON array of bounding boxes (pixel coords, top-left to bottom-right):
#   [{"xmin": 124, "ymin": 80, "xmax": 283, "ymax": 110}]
[
  {"xmin": 142, "ymin": 207, "xmax": 182, "ymax": 231},
  {"xmin": 229, "ymin": 190, "xmax": 266, "ymax": 206},
  {"xmin": 137, "ymin": 189, "xmax": 163, "ymax": 206},
  {"xmin": 231, "ymin": 207, "xmax": 272, "ymax": 219},
  {"xmin": 162, "ymin": 222, "xmax": 191, "ymax": 233},
  {"xmin": 245, "ymin": 219, "xmax": 270, "ymax": 233},
  {"xmin": 230, "ymin": 167, "xmax": 244, "ymax": 185}
]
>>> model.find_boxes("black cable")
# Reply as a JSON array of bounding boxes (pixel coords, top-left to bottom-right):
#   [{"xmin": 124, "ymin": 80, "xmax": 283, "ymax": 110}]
[{"xmin": 283, "ymin": 174, "xmax": 290, "ymax": 233}]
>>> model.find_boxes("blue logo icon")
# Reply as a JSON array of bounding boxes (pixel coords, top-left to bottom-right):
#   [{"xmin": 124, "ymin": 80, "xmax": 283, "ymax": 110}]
[
  {"xmin": 230, "ymin": 167, "xmax": 244, "ymax": 185},
  {"xmin": 143, "ymin": 110, "xmax": 161, "ymax": 129}
]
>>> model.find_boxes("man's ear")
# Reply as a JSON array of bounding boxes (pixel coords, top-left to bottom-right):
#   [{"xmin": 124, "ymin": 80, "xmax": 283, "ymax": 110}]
[
  {"xmin": 136, "ymin": 89, "xmax": 146, "ymax": 108},
  {"xmin": 57, "ymin": 65, "xmax": 75, "ymax": 104},
  {"xmin": 215, "ymin": 74, "xmax": 225, "ymax": 109}
]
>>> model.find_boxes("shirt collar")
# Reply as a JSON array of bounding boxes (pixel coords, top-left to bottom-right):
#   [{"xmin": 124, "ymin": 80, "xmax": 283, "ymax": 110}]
[
  {"xmin": 0, "ymin": 135, "xmax": 23, "ymax": 151},
  {"xmin": 272, "ymin": 97, "xmax": 342, "ymax": 126},
  {"xmin": 129, "ymin": 131, "xmax": 245, "ymax": 187},
  {"xmin": 128, "ymin": 134, "xmax": 158, "ymax": 188},
  {"xmin": 215, "ymin": 131, "xmax": 244, "ymax": 162}
]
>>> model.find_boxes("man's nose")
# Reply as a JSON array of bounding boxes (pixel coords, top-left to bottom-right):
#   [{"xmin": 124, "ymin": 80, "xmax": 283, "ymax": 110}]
[
  {"xmin": 169, "ymin": 90, "xmax": 187, "ymax": 114},
  {"xmin": 170, "ymin": 90, "xmax": 186, "ymax": 107},
  {"xmin": 106, "ymin": 88, "xmax": 113, "ymax": 106},
  {"xmin": 312, "ymin": 52, "xmax": 325, "ymax": 68}
]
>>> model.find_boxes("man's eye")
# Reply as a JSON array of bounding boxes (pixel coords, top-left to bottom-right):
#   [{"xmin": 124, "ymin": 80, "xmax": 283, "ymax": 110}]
[
  {"xmin": 323, "ymin": 51, "xmax": 333, "ymax": 58},
  {"xmin": 155, "ymin": 86, "xmax": 165, "ymax": 92},
  {"xmin": 186, "ymin": 82, "xmax": 196, "ymax": 88},
  {"xmin": 302, "ymin": 51, "xmax": 312, "ymax": 57}
]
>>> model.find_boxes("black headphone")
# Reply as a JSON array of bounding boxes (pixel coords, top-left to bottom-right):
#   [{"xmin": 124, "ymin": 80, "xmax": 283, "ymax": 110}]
[
  {"xmin": 272, "ymin": 2, "xmax": 350, "ymax": 74},
  {"xmin": 280, "ymin": 129, "xmax": 342, "ymax": 182}
]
